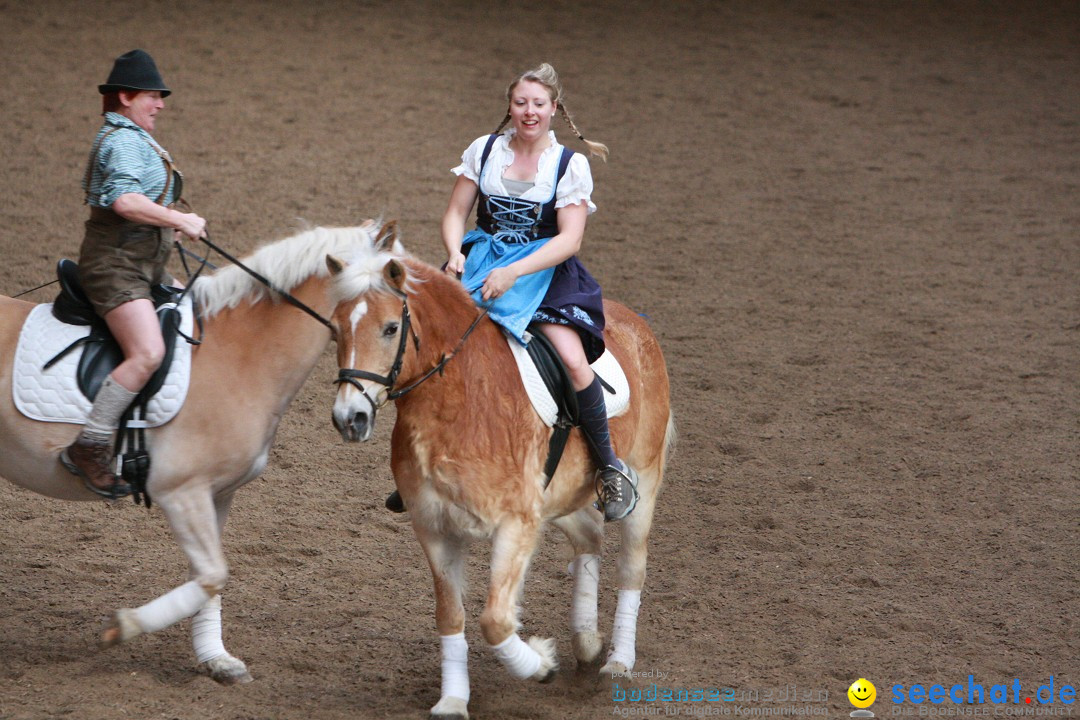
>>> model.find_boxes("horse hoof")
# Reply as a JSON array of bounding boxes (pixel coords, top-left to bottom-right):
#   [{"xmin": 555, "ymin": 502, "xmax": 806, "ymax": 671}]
[
  {"xmin": 99, "ymin": 609, "xmax": 141, "ymax": 650},
  {"xmin": 572, "ymin": 630, "xmax": 604, "ymax": 665},
  {"xmin": 600, "ymin": 659, "xmax": 632, "ymax": 678},
  {"xmin": 430, "ymin": 695, "xmax": 469, "ymax": 720},
  {"xmin": 527, "ymin": 636, "xmax": 558, "ymax": 682},
  {"xmin": 201, "ymin": 654, "xmax": 254, "ymax": 685}
]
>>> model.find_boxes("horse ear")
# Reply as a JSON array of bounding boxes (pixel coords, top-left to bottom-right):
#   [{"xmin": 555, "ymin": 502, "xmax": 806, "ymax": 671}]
[
  {"xmin": 375, "ymin": 220, "xmax": 398, "ymax": 251},
  {"xmin": 383, "ymin": 259, "xmax": 407, "ymax": 291},
  {"xmin": 326, "ymin": 255, "xmax": 345, "ymax": 275}
]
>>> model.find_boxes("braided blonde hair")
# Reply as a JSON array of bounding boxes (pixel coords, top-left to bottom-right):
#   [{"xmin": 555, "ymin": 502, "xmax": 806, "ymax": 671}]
[{"xmin": 492, "ymin": 62, "xmax": 609, "ymax": 161}]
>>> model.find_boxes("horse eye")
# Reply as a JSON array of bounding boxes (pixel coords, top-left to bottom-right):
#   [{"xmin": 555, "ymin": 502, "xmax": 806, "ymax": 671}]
[{"xmin": 383, "ymin": 322, "xmax": 399, "ymax": 338}]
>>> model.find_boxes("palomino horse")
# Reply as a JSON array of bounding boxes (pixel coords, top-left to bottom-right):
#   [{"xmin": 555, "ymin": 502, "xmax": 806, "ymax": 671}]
[
  {"xmin": 325, "ymin": 230, "xmax": 674, "ymax": 719},
  {"xmin": 0, "ymin": 221, "xmax": 391, "ymax": 684}
]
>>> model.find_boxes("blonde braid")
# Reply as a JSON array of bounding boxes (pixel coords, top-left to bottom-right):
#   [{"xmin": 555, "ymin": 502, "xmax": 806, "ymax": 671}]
[
  {"xmin": 558, "ymin": 103, "xmax": 609, "ymax": 161},
  {"xmin": 500, "ymin": 63, "xmax": 610, "ymax": 161},
  {"xmin": 492, "ymin": 111, "xmax": 511, "ymax": 135}
]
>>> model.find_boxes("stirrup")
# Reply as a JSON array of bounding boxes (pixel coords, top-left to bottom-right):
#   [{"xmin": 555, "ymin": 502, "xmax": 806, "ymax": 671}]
[
  {"xmin": 59, "ymin": 447, "xmax": 133, "ymax": 500},
  {"xmin": 82, "ymin": 477, "xmax": 133, "ymax": 500}
]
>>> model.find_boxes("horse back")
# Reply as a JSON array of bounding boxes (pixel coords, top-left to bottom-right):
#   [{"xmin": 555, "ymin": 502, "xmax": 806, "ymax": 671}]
[
  {"xmin": 601, "ymin": 299, "xmax": 672, "ymax": 468},
  {"xmin": 0, "ymin": 296, "xmax": 35, "ymax": 378}
]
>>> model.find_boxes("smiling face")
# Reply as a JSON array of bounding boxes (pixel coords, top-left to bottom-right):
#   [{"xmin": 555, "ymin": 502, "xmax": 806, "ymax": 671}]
[
  {"xmin": 508, "ymin": 79, "xmax": 556, "ymax": 143},
  {"xmin": 848, "ymin": 679, "xmax": 877, "ymax": 708},
  {"xmin": 119, "ymin": 90, "xmax": 165, "ymax": 132}
]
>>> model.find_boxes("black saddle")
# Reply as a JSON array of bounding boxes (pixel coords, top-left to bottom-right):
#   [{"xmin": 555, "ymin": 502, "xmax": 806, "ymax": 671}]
[
  {"xmin": 48, "ymin": 259, "xmax": 182, "ymax": 404},
  {"xmin": 524, "ymin": 322, "xmax": 614, "ymax": 486},
  {"xmin": 525, "ymin": 323, "xmax": 580, "ymax": 425},
  {"xmin": 523, "ymin": 324, "xmax": 577, "ymax": 486}
]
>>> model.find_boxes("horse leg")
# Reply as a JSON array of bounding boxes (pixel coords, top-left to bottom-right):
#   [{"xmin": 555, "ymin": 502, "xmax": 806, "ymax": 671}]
[
  {"xmin": 191, "ymin": 492, "xmax": 252, "ymax": 685},
  {"xmin": 413, "ymin": 525, "xmax": 470, "ymax": 720},
  {"xmin": 481, "ymin": 517, "xmax": 557, "ymax": 683},
  {"xmin": 551, "ymin": 507, "xmax": 605, "ymax": 665},
  {"xmin": 100, "ymin": 485, "xmax": 227, "ymax": 654},
  {"xmin": 600, "ymin": 459, "xmax": 662, "ymax": 677}
]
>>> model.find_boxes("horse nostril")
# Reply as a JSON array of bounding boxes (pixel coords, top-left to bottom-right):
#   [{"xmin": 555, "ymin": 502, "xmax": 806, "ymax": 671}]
[{"xmin": 352, "ymin": 412, "xmax": 370, "ymax": 438}]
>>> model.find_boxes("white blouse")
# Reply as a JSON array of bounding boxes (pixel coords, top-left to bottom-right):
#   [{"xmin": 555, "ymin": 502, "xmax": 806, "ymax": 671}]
[{"xmin": 451, "ymin": 130, "xmax": 597, "ymax": 214}]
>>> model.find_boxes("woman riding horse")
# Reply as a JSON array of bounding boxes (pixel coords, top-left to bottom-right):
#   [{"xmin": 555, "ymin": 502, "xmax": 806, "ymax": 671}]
[
  {"xmin": 388, "ymin": 62, "xmax": 638, "ymax": 523},
  {"xmin": 62, "ymin": 49, "xmax": 207, "ymax": 498}
]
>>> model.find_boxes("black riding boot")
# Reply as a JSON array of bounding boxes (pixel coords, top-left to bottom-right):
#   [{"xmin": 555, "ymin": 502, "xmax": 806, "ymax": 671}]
[{"xmin": 576, "ymin": 376, "xmax": 638, "ymax": 522}]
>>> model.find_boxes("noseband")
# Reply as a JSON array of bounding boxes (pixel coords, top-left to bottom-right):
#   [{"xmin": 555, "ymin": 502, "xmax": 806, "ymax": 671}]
[
  {"xmin": 334, "ymin": 295, "xmax": 489, "ymax": 411},
  {"xmin": 335, "ymin": 295, "xmax": 418, "ymax": 410}
]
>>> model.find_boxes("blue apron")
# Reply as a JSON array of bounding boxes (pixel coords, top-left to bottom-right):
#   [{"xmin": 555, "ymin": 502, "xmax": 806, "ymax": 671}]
[{"xmin": 460, "ymin": 134, "xmax": 574, "ymax": 344}]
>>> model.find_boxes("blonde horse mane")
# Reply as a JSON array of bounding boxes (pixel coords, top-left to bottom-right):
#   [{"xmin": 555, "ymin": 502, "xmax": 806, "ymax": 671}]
[{"xmin": 191, "ymin": 223, "xmax": 389, "ymax": 316}]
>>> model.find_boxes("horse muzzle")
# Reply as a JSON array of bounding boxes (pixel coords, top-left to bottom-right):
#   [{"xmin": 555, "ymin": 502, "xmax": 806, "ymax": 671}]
[
  {"xmin": 332, "ymin": 387, "xmax": 380, "ymax": 442},
  {"xmin": 332, "ymin": 406, "xmax": 375, "ymax": 442}
]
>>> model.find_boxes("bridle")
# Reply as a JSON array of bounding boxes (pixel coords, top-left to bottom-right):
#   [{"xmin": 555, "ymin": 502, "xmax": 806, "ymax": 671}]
[{"xmin": 335, "ymin": 293, "xmax": 489, "ymax": 411}]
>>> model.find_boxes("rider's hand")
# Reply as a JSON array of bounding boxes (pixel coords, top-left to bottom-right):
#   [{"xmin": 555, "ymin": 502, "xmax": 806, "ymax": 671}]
[
  {"xmin": 445, "ymin": 251, "xmax": 466, "ymax": 277},
  {"xmin": 481, "ymin": 265, "xmax": 519, "ymax": 301},
  {"xmin": 176, "ymin": 212, "xmax": 207, "ymax": 240}
]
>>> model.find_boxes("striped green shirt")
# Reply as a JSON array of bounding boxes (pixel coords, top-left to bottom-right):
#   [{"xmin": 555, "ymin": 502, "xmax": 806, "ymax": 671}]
[{"xmin": 83, "ymin": 112, "xmax": 177, "ymax": 208}]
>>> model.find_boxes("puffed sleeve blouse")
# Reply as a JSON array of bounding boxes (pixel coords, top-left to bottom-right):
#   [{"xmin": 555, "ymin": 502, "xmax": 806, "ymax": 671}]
[{"xmin": 452, "ymin": 130, "xmax": 597, "ymax": 215}]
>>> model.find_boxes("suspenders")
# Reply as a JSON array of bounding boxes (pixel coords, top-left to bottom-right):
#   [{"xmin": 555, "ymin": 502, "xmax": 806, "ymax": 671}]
[{"xmin": 82, "ymin": 124, "xmax": 180, "ymax": 206}]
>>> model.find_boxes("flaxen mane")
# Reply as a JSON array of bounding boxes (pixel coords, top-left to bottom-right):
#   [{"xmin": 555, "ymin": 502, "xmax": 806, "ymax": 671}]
[{"xmin": 192, "ymin": 223, "xmax": 386, "ymax": 316}]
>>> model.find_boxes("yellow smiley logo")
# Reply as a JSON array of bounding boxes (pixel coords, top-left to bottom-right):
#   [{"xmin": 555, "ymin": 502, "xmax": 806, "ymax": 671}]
[{"xmin": 848, "ymin": 678, "xmax": 877, "ymax": 708}]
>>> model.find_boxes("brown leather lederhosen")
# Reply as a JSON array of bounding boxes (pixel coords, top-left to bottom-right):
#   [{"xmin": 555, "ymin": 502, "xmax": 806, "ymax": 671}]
[{"xmin": 77, "ymin": 124, "xmax": 183, "ymax": 315}]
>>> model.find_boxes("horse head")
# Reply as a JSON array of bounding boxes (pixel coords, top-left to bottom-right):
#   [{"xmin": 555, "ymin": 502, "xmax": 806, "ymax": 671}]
[{"xmin": 326, "ymin": 221, "xmax": 416, "ymax": 442}]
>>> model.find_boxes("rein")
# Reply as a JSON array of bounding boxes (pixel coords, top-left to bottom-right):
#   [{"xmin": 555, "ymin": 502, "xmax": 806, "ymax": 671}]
[
  {"xmin": 335, "ymin": 296, "xmax": 489, "ymax": 408},
  {"xmin": 199, "ymin": 233, "xmax": 336, "ymax": 335}
]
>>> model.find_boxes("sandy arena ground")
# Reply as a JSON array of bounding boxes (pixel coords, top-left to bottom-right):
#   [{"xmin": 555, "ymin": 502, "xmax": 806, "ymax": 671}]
[{"xmin": 0, "ymin": 2, "xmax": 1076, "ymax": 719}]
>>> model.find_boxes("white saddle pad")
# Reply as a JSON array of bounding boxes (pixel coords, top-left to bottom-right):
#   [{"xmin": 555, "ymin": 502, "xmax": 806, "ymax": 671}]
[
  {"xmin": 506, "ymin": 331, "xmax": 630, "ymax": 428},
  {"xmin": 13, "ymin": 298, "xmax": 195, "ymax": 428}
]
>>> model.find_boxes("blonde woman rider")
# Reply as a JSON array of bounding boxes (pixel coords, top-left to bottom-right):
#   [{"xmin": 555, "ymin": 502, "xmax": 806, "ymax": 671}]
[{"xmin": 390, "ymin": 63, "xmax": 638, "ymax": 522}]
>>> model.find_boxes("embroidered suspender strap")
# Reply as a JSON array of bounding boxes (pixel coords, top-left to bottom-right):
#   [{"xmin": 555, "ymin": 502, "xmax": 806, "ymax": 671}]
[
  {"xmin": 138, "ymin": 137, "xmax": 177, "ymax": 205},
  {"xmin": 82, "ymin": 125, "xmax": 178, "ymax": 206},
  {"xmin": 82, "ymin": 126, "xmax": 122, "ymax": 205}
]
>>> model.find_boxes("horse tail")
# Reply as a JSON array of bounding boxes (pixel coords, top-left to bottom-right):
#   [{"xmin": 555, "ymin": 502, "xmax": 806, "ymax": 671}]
[{"xmin": 663, "ymin": 414, "xmax": 677, "ymax": 465}]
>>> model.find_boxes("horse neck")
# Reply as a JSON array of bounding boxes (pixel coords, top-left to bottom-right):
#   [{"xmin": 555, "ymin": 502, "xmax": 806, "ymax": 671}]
[
  {"xmin": 200, "ymin": 274, "xmax": 335, "ymax": 401},
  {"xmin": 398, "ymin": 261, "xmax": 501, "ymax": 393}
]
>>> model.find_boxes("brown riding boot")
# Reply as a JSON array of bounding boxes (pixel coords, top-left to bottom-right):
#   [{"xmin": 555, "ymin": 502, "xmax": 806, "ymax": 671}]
[{"xmin": 61, "ymin": 436, "xmax": 132, "ymax": 499}]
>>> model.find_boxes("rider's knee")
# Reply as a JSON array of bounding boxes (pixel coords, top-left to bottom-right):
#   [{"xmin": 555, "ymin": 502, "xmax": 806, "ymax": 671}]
[
  {"xmin": 565, "ymin": 360, "xmax": 593, "ymax": 389},
  {"xmin": 132, "ymin": 341, "xmax": 166, "ymax": 375}
]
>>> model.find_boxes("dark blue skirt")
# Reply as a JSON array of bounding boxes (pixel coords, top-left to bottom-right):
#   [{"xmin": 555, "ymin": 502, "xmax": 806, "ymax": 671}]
[{"xmin": 532, "ymin": 256, "xmax": 606, "ymax": 364}]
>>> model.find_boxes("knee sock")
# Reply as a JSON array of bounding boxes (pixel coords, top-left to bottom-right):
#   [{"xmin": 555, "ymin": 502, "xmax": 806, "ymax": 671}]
[
  {"xmin": 81, "ymin": 375, "xmax": 138, "ymax": 443},
  {"xmin": 575, "ymin": 376, "xmax": 618, "ymax": 469}
]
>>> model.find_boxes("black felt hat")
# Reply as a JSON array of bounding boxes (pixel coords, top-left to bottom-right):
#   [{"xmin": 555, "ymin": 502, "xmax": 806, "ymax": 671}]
[{"xmin": 98, "ymin": 49, "xmax": 171, "ymax": 97}]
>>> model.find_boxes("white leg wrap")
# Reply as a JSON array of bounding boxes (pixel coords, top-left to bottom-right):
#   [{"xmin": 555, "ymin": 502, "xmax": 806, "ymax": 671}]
[
  {"xmin": 191, "ymin": 594, "xmax": 227, "ymax": 663},
  {"xmin": 607, "ymin": 589, "xmax": 641, "ymax": 669},
  {"xmin": 568, "ymin": 554, "xmax": 600, "ymax": 634},
  {"xmin": 439, "ymin": 632, "xmax": 470, "ymax": 703},
  {"xmin": 491, "ymin": 633, "xmax": 542, "ymax": 680},
  {"xmin": 134, "ymin": 580, "xmax": 210, "ymax": 634}
]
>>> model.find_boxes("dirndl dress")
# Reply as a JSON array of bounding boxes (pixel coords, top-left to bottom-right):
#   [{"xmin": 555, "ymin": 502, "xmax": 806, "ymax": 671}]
[{"xmin": 460, "ymin": 134, "xmax": 606, "ymax": 363}]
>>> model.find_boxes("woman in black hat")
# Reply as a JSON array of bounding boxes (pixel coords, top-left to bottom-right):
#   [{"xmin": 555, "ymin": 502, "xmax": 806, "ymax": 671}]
[{"xmin": 60, "ymin": 49, "xmax": 207, "ymax": 499}]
